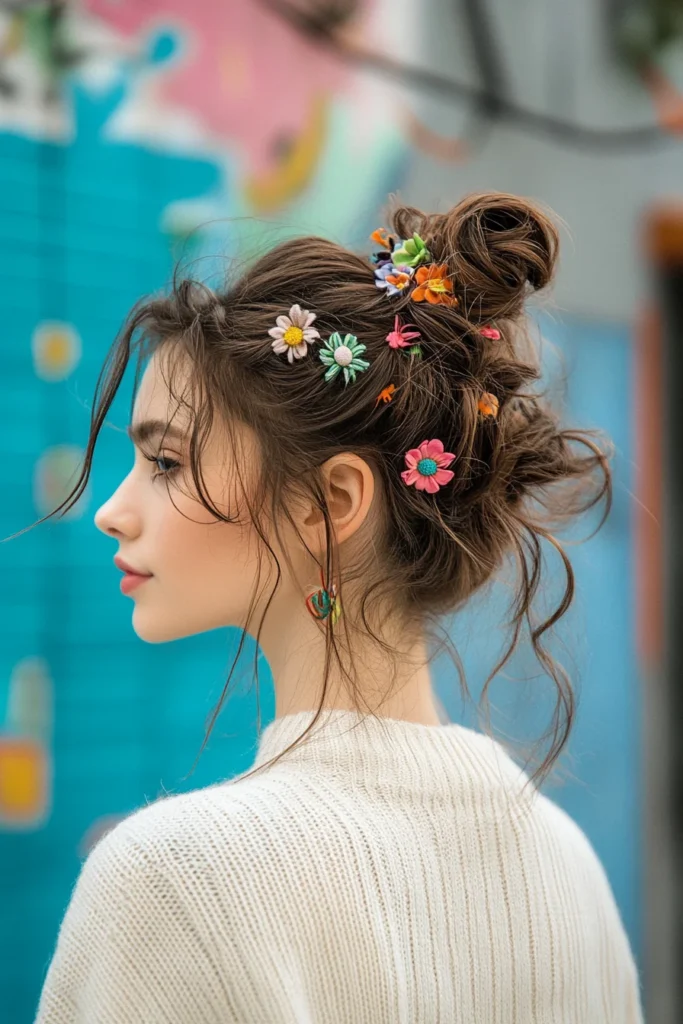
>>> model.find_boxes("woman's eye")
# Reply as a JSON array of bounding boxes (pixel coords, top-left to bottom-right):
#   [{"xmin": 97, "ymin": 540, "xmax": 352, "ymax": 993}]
[{"xmin": 145, "ymin": 454, "xmax": 181, "ymax": 479}]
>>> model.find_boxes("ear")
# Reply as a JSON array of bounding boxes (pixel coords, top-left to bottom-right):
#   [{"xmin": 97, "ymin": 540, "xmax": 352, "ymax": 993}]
[{"xmin": 302, "ymin": 453, "xmax": 375, "ymax": 551}]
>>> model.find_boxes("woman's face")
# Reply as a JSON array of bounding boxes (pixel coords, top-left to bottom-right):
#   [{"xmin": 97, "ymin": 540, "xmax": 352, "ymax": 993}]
[{"xmin": 94, "ymin": 349, "xmax": 276, "ymax": 643}]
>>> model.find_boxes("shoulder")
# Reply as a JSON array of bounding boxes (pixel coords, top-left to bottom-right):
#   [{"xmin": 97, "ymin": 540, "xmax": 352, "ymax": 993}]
[
  {"xmin": 533, "ymin": 792, "xmax": 604, "ymax": 862},
  {"xmin": 534, "ymin": 792, "xmax": 615, "ymax": 885},
  {"xmin": 37, "ymin": 786, "xmax": 268, "ymax": 1022},
  {"xmin": 86, "ymin": 770, "xmax": 315, "ymax": 887},
  {"xmin": 524, "ymin": 789, "xmax": 635, "ymax": 941}
]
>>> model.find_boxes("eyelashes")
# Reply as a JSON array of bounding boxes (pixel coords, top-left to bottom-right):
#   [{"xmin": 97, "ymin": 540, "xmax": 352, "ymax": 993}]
[{"xmin": 143, "ymin": 453, "xmax": 181, "ymax": 481}]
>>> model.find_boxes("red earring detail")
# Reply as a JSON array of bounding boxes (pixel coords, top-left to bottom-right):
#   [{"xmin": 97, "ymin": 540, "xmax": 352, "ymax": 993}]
[{"xmin": 305, "ymin": 570, "xmax": 342, "ymax": 624}]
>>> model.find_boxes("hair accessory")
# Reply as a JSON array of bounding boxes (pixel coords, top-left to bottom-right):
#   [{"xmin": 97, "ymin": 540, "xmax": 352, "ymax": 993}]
[
  {"xmin": 374, "ymin": 262, "xmax": 414, "ymax": 295},
  {"xmin": 371, "ymin": 228, "xmax": 393, "ymax": 249},
  {"xmin": 478, "ymin": 392, "xmax": 499, "ymax": 419},
  {"xmin": 306, "ymin": 570, "xmax": 341, "ymax": 624},
  {"xmin": 391, "ymin": 232, "xmax": 431, "ymax": 269},
  {"xmin": 375, "ymin": 384, "xmax": 396, "ymax": 408},
  {"xmin": 269, "ymin": 304, "xmax": 320, "ymax": 362},
  {"xmin": 479, "ymin": 326, "xmax": 501, "ymax": 340},
  {"xmin": 319, "ymin": 332, "xmax": 370, "ymax": 384},
  {"xmin": 401, "ymin": 438, "xmax": 456, "ymax": 493},
  {"xmin": 386, "ymin": 315, "xmax": 421, "ymax": 350},
  {"xmin": 411, "ymin": 264, "xmax": 458, "ymax": 307},
  {"xmin": 372, "ymin": 250, "xmax": 393, "ymax": 267},
  {"xmin": 370, "ymin": 227, "xmax": 396, "ymax": 266}
]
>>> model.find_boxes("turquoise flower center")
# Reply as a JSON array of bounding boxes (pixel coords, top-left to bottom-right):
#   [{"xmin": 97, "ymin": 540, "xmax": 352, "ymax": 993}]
[{"xmin": 417, "ymin": 457, "xmax": 438, "ymax": 477}]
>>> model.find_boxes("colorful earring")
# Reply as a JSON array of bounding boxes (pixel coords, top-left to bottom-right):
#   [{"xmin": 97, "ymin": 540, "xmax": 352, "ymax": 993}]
[{"xmin": 305, "ymin": 571, "xmax": 342, "ymax": 624}]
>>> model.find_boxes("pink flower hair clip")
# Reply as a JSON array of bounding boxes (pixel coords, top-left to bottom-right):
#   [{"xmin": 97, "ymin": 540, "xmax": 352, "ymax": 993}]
[
  {"xmin": 386, "ymin": 315, "xmax": 421, "ymax": 350},
  {"xmin": 479, "ymin": 326, "xmax": 500, "ymax": 340},
  {"xmin": 401, "ymin": 439, "xmax": 456, "ymax": 493}
]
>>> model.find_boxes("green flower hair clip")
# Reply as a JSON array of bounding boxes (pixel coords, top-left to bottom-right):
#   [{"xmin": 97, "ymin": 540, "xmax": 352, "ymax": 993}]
[
  {"xmin": 319, "ymin": 332, "xmax": 370, "ymax": 385},
  {"xmin": 391, "ymin": 232, "xmax": 431, "ymax": 269}
]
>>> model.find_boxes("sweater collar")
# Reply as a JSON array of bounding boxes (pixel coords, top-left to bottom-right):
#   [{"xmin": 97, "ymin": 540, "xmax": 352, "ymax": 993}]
[{"xmin": 251, "ymin": 707, "xmax": 532, "ymax": 795}]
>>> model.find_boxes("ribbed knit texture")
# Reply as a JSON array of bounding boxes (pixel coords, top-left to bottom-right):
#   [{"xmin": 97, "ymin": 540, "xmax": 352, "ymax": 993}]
[{"xmin": 35, "ymin": 708, "xmax": 645, "ymax": 1023}]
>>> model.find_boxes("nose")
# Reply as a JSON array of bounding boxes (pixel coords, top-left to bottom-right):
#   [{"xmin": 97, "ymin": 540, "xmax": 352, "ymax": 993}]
[{"xmin": 94, "ymin": 476, "xmax": 142, "ymax": 541}]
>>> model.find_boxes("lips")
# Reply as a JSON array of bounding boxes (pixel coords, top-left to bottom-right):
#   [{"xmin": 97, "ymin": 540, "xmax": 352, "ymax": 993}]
[{"xmin": 114, "ymin": 555, "xmax": 152, "ymax": 577}]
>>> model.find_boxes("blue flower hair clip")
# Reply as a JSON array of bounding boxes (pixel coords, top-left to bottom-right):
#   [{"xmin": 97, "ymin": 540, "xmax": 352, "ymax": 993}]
[
  {"xmin": 369, "ymin": 227, "xmax": 432, "ymax": 296},
  {"xmin": 374, "ymin": 262, "xmax": 414, "ymax": 296}
]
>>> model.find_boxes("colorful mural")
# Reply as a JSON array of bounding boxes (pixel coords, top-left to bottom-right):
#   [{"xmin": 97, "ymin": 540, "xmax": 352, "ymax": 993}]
[{"xmin": 88, "ymin": 0, "xmax": 351, "ymax": 211}]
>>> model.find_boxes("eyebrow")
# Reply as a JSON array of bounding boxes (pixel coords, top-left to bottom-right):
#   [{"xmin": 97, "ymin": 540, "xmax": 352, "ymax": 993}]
[{"xmin": 126, "ymin": 419, "xmax": 186, "ymax": 447}]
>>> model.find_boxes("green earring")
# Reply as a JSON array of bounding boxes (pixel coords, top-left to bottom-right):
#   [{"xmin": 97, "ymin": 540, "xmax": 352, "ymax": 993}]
[{"xmin": 305, "ymin": 572, "xmax": 342, "ymax": 624}]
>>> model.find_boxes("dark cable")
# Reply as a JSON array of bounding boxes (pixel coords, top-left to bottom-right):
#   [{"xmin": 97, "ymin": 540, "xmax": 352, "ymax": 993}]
[
  {"xmin": 452, "ymin": 0, "xmax": 510, "ymax": 156},
  {"xmin": 261, "ymin": 0, "xmax": 676, "ymax": 152},
  {"xmin": 459, "ymin": 0, "xmax": 510, "ymax": 121}
]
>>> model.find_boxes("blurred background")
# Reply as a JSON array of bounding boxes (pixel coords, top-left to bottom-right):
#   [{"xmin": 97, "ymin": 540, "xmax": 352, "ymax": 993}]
[{"xmin": 1, "ymin": 0, "xmax": 682, "ymax": 1020}]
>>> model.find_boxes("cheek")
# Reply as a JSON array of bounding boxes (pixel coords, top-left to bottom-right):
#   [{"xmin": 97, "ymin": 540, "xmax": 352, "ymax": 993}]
[{"xmin": 153, "ymin": 505, "xmax": 265, "ymax": 622}]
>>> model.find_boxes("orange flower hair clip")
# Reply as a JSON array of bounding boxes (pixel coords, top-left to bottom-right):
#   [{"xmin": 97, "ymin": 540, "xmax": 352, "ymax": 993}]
[
  {"xmin": 411, "ymin": 264, "xmax": 458, "ymax": 307},
  {"xmin": 375, "ymin": 384, "xmax": 397, "ymax": 408},
  {"xmin": 370, "ymin": 227, "xmax": 393, "ymax": 250},
  {"xmin": 478, "ymin": 392, "xmax": 499, "ymax": 419}
]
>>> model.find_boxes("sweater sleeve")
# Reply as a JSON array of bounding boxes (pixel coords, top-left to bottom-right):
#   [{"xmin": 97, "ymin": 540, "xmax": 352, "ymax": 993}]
[
  {"xmin": 590, "ymin": 853, "xmax": 646, "ymax": 1023},
  {"xmin": 545, "ymin": 798, "xmax": 646, "ymax": 1023},
  {"xmin": 34, "ymin": 824, "xmax": 235, "ymax": 1024}
]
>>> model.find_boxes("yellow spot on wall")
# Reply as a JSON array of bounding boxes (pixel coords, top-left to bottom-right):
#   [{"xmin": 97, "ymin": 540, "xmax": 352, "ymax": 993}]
[
  {"xmin": 0, "ymin": 736, "xmax": 48, "ymax": 825},
  {"xmin": 32, "ymin": 321, "xmax": 81, "ymax": 382}
]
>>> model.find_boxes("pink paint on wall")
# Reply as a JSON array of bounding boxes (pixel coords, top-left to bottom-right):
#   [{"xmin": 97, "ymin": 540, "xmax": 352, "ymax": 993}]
[{"xmin": 87, "ymin": 0, "xmax": 354, "ymax": 174}]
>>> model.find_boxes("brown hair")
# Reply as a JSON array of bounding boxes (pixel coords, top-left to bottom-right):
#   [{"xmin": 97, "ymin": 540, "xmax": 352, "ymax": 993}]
[{"xmin": 15, "ymin": 191, "xmax": 610, "ymax": 789}]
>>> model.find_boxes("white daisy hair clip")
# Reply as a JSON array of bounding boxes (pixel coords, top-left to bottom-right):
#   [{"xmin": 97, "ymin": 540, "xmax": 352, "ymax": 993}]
[{"xmin": 269, "ymin": 304, "xmax": 320, "ymax": 363}]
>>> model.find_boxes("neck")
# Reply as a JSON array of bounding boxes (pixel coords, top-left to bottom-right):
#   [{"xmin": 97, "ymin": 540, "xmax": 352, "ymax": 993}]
[{"xmin": 257, "ymin": 589, "xmax": 443, "ymax": 727}]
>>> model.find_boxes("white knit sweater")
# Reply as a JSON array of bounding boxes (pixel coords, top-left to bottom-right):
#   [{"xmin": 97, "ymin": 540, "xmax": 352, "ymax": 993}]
[{"xmin": 35, "ymin": 708, "xmax": 645, "ymax": 1023}]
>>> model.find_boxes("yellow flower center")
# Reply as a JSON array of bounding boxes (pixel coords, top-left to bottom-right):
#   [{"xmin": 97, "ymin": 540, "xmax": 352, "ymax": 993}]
[
  {"xmin": 283, "ymin": 325, "xmax": 304, "ymax": 346},
  {"xmin": 428, "ymin": 278, "xmax": 447, "ymax": 294}
]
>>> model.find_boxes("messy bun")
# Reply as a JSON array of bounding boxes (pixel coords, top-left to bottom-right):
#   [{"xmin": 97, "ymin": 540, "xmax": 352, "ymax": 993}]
[
  {"xmin": 30, "ymin": 191, "xmax": 611, "ymax": 789},
  {"xmin": 394, "ymin": 192, "xmax": 558, "ymax": 320}
]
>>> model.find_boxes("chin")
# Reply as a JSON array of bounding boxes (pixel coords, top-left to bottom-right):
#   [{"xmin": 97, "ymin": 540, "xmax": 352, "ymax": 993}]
[
  {"xmin": 131, "ymin": 609, "xmax": 193, "ymax": 644},
  {"xmin": 131, "ymin": 607, "xmax": 232, "ymax": 644},
  {"xmin": 131, "ymin": 619, "xmax": 178, "ymax": 644}
]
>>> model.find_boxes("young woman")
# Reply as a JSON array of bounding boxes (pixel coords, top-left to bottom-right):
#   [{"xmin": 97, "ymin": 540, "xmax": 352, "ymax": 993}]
[{"xmin": 32, "ymin": 192, "xmax": 644, "ymax": 1022}]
